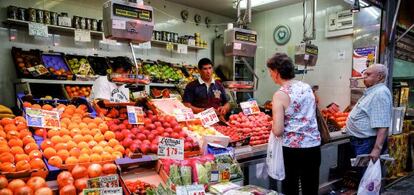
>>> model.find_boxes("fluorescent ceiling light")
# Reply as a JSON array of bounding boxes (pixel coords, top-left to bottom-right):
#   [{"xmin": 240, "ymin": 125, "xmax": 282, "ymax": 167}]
[
  {"xmin": 344, "ymin": 0, "xmax": 369, "ymax": 7},
  {"xmin": 235, "ymin": 0, "xmax": 280, "ymax": 9}
]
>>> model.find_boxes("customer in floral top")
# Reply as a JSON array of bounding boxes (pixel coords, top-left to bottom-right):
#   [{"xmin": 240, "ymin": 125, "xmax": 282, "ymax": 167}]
[{"xmin": 267, "ymin": 53, "xmax": 321, "ymax": 195}]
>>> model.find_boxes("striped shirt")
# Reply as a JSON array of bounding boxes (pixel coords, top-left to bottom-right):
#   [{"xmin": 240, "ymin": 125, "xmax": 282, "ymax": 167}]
[{"xmin": 346, "ymin": 83, "xmax": 392, "ymax": 138}]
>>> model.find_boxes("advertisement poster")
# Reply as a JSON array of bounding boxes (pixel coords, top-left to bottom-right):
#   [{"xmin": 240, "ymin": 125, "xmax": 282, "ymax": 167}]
[{"xmin": 352, "ymin": 47, "xmax": 376, "ymax": 77}]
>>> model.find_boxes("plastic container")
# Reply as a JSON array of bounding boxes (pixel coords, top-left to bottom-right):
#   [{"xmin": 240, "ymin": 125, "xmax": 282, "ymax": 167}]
[
  {"xmin": 64, "ymin": 54, "xmax": 95, "ymax": 76},
  {"xmin": 41, "ymin": 53, "xmax": 73, "ymax": 80},
  {"xmin": 87, "ymin": 56, "xmax": 110, "ymax": 76},
  {"xmin": 11, "ymin": 47, "xmax": 49, "ymax": 78}
]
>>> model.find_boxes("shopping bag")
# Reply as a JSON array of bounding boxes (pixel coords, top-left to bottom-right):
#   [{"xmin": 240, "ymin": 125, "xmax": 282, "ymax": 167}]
[
  {"xmin": 357, "ymin": 159, "xmax": 381, "ymax": 195},
  {"xmin": 266, "ymin": 132, "xmax": 285, "ymax": 180}
]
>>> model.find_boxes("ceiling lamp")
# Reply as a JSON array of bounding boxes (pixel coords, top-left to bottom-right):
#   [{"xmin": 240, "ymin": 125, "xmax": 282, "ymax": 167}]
[{"xmin": 351, "ymin": 0, "xmax": 360, "ymax": 13}]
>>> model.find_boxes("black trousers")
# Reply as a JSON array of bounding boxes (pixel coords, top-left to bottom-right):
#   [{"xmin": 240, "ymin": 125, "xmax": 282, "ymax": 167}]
[{"xmin": 280, "ymin": 146, "xmax": 321, "ymax": 195}]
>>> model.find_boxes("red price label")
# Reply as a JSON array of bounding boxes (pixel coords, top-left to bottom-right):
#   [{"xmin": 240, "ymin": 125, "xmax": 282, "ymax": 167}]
[
  {"xmin": 157, "ymin": 137, "xmax": 184, "ymax": 160},
  {"xmin": 174, "ymin": 108, "xmax": 194, "ymax": 122},
  {"xmin": 198, "ymin": 108, "xmax": 219, "ymax": 127}
]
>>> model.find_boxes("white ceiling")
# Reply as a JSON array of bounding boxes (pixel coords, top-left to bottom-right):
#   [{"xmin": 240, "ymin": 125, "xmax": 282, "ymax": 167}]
[{"xmin": 165, "ymin": 0, "xmax": 302, "ymax": 18}]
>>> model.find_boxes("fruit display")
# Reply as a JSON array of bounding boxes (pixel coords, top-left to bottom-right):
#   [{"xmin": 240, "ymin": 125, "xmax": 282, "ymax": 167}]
[
  {"xmin": 0, "ymin": 117, "xmax": 47, "ymax": 173},
  {"xmin": 87, "ymin": 56, "xmax": 110, "ymax": 76},
  {"xmin": 65, "ymin": 55, "xmax": 94, "ymax": 76},
  {"xmin": 0, "ymin": 105, "xmax": 15, "ymax": 119},
  {"xmin": 11, "ymin": 47, "xmax": 48, "ymax": 78},
  {"xmin": 108, "ymin": 110, "xmax": 199, "ymax": 155},
  {"xmin": 124, "ymin": 179, "xmax": 156, "ymax": 195},
  {"xmin": 186, "ymin": 125, "xmax": 222, "ymax": 137},
  {"xmin": 65, "ymin": 85, "xmax": 92, "ymax": 98},
  {"xmin": 142, "ymin": 61, "xmax": 183, "ymax": 83},
  {"xmin": 321, "ymin": 104, "xmax": 349, "ymax": 130},
  {"xmin": 41, "ymin": 53, "xmax": 72, "ymax": 79},
  {"xmin": 0, "ymin": 176, "xmax": 53, "ymax": 195},
  {"xmin": 223, "ymin": 81, "xmax": 254, "ymax": 90},
  {"xmin": 215, "ymin": 112, "xmax": 272, "ymax": 146},
  {"xmin": 109, "ymin": 73, "xmax": 151, "ymax": 85},
  {"xmin": 57, "ymin": 163, "xmax": 118, "ymax": 194}
]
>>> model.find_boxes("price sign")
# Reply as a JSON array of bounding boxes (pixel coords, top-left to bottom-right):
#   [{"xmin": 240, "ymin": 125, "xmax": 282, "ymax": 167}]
[
  {"xmin": 176, "ymin": 185, "xmax": 205, "ymax": 195},
  {"xmin": 137, "ymin": 41, "xmax": 152, "ymax": 49},
  {"xmin": 87, "ymin": 174, "xmax": 119, "ymax": 188},
  {"xmin": 28, "ymin": 22, "xmax": 48, "ymax": 37},
  {"xmin": 157, "ymin": 137, "xmax": 184, "ymax": 160},
  {"xmin": 198, "ymin": 108, "xmax": 219, "ymax": 127},
  {"xmin": 177, "ymin": 44, "xmax": 188, "ymax": 54},
  {"xmin": 83, "ymin": 187, "xmax": 122, "ymax": 195},
  {"xmin": 166, "ymin": 42, "xmax": 174, "ymax": 51},
  {"xmin": 74, "ymin": 29, "xmax": 91, "ymax": 42},
  {"xmin": 240, "ymin": 100, "xmax": 260, "ymax": 115},
  {"xmin": 173, "ymin": 108, "xmax": 194, "ymax": 122},
  {"xmin": 25, "ymin": 108, "xmax": 60, "ymax": 129},
  {"xmin": 127, "ymin": 106, "xmax": 144, "ymax": 124},
  {"xmin": 233, "ymin": 42, "xmax": 242, "ymax": 50}
]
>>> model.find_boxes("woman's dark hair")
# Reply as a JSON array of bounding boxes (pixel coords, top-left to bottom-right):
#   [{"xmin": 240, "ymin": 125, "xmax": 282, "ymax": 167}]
[
  {"xmin": 266, "ymin": 53, "xmax": 295, "ymax": 79},
  {"xmin": 198, "ymin": 58, "xmax": 213, "ymax": 69},
  {"xmin": 111, "ymin": 62, "xmax": 132, "ymax": 72}
]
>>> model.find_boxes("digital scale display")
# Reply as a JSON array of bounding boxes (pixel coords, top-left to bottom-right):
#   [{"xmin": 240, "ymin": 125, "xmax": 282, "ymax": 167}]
[
  {"xmin": 113, "ymin": 3, "xmax": 152, "ymax": 22},
  {"xmin": 235, "ymin": 31, "xmax": 257, "ymax": 43}
]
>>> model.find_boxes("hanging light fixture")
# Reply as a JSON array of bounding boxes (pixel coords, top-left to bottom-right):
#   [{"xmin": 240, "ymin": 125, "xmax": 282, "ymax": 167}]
[{"xmin": 351, "ymin": 0, "xmax": 360, "ymax": 13}]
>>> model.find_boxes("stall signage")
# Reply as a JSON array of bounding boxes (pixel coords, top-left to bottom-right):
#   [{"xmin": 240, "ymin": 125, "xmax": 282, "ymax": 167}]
[
  {"xmin": 157, "ymin": 137, "xmax": 184, "ymax": 160},
  {"xmin": 83, "ymin": 187, "xmax": 122, "ymax": 195},
  {"xmin": 173, "ymin": 108, "xmax": 194, "ymax": 122},
  {"xmin": 87, "ymin": 174, "xmax": 119, "ymax": 188},
  {"xmin": 176, "ymin": 185, "xmax": 205, "ymax": 195},
  {"xmin": 166, "ymin": 42, "xmax": 174, "ymax": 51},
  {"xmin": 127, "ymin": 106, "xmax": 145, "ymax": 124},
  {"xmin": 198, "ymin": 108, "xmax": 219, "ymax": 127},
  {"xmin": 25, "ymin": 108, "xmax": 60, "ymax": 129},
  {"xmin": 74, "ymin": 29, "xmax": 91, "ymax": 42},
  {"xmin": 177, "ymin": 44, "xmax": 188, "ymax": 54},
  {"xmin": 240, "ymin": 100, "xmax": 260, "ymax": 115},
  {"xmin": 28, "ymin": 22, "xmax": 48, "ymax": 37}
]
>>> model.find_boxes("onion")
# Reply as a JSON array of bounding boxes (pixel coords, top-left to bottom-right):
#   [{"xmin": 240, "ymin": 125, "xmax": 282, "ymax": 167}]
[
  {"xmin": 0, "ymin": 176, "xmax": 8, "ymax": 189},
  {"xmin": 71, "ymin": 165, "xmax": 88, "ymax": 179},
  {"xmin": 34, "ymin": 187, "xmax": 53, "ymax": 195},
  {"xmin": 57, "ymin": 171, "xmax": 74, "ymax": 188},
  {"xmin": 74, "ymin": 178, "xmax": 88, "ymax": 191},
  {"xmin": 59, "ymin": 185, "xmax": 76, "ymax": 195},
  {"xmin": 14, "ymin": 186, "xmax": 33, "ymax": 195},
  {"xmin": 27, "ymin": 177, "xmax": 46, "ymax": 191},
  {"xmin": 7, "ymin": 179, "xmax": 25, "ymax": 192},
  {"xmin": 88, "ymin": 164, "xmax": 102, "ymax": 178}
]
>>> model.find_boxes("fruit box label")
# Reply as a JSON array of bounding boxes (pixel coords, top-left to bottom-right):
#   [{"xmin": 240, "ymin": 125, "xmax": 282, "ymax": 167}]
[
  {"xmin": 198, "ymin": 108, "xmax": 219, "ymax": 127},
  {"xmin": 240, "ymin": 100, "xmax": 260, "ymax": 115},
  {"xmin": 158, "ymin": 137, "xmax": 184, "ymax": 160},
  {"xmin": 174, "ymin": 108, "xmax": 195, "ymax": 122},
  {"xmin": 176, "ymin": 184, "xmax": 206, "ymax": 195},
  {"xmin": 25, "ymin": 108, "xmax": 60, "ymax": 129},
  {"xmin": 127, "ymin": 106, "xmax": 145, "ymax": 124},
  {"xmin": 83, "ymin": 187, "xmax": 122, "ymax": 195},
  {"xmin": 87, "ymin": 174, "xmax": 119, "ymax": 188}
]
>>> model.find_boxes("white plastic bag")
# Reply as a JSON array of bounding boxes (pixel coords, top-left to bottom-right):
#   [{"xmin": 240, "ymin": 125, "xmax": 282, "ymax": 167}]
[
  {"xmin": 266, "ymin": 132, "xmax": 285, "ymax": 180},
  {"xmin": 357, "ymin": 159, "xmax": 382, "ymax": 195}
]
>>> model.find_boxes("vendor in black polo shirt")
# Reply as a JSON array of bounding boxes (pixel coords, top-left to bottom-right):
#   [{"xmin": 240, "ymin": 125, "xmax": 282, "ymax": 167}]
[{"xmin": 183, "ymin": 58, "xmax": 230, "ymax": 118}]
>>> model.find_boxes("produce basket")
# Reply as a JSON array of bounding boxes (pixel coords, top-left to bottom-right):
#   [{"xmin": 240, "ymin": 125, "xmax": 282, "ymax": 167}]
[
  {"xmin": 141, "ymin": 61, "xmax": 184, "ymax": 84},
  {"xmin": 64, "ymin": 54, "xmax": 95, "ymax": 77},
  {"xmin": 88, "ymin": 56, "xmax": 111, "ymax": 76},
  {"xmin": 223, "ymin": 81, "xmax": 254, "ymax": 91},
  {"xmin": 63, "ymin": 85, "xmax": 92, "ymax": 99},
  {"xmin": 118, "ymin": 160, "xmax": 160, "ymax": 195},
  {"xmin": 93, "ymin": 100, "xmax": 136, "ymax": 119},
  {"xmin": 108, "ymin": 73, "xmax": 151, "ymax": 85},
  {"xmin": 11, "ymin": 47, "xmax": 49, "ymax": 78},
  {"xmin": 41, "ymin": 53, "xmax": 73, "ymax": 80}
]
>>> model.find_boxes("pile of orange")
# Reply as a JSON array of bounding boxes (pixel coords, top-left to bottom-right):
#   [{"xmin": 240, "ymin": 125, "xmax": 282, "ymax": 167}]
[
  {"xmin": 35, "ymin": 103, "xmax": 125, "ymax": 168},
  {"xmin": 0, "ymin": 117, "xmax": 46, "ymax": 173}
]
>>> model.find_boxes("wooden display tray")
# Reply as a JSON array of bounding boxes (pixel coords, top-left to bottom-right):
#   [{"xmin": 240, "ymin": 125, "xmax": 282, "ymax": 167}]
[{"xmin": 1, "ymin": 168, "xmax": 48, "ymax": 180}]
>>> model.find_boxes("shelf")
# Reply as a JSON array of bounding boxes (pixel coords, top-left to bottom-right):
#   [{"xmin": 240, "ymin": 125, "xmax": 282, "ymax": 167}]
[
  {"xmin": 4, "ymin": 19, "xmax": 104, "ymax": 39},
  {"xmin": 17, "ymin": 78, "xmax": 95, "ymax": 85},
  {"xmin": 150, "ymin": 39, "xmax": 206, "ymax": 50}
]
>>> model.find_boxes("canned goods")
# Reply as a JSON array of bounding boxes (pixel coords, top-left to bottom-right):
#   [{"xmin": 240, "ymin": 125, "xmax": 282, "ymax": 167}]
[
  {"xmin": 50, "ymin": 12, "xmax": 58, "ymax": 25},
  {"xmin": 80, "ymin": 17, "xmax": 86, "ymax": 29},
  {"xmin": 85, "ymin": 18, "xmax": 92, "ymax": 30},
  {"xmin": 195, "ymin": 32, "xmax": 200, "ymax": 37},
  {"xmin": 91, "ymin": 19, "xmax": 98, "ymax": 31},
  {"xmin": 7, "ymin": 6, "xmax": 18, "ymax": 20},
  {"xmin": 27, "ymin": 8, "xmax": 36, "ymax": 22},
  {"xmin": 98, "ymin": 20, "xmax": 103, "ymax": 31},
  {"xmin": 43, "ymin": 10, "xmax": 50, "ymax": 24},
  {"xmin": 156, "ymin": 31, "xmax": 161, "ymax": 40},
  {"xmin": 18, "ymin": 7, "xmax": 26, "ymax": 21},
  {"xmin": 73, "ymin": 16, "xmax": 80, "ymax": 28},
  {"xmin": 36, "ymin": 9, "xmax": 44, "ymax": 23},
  {"xmin": 60, "ymin": 12, "xmax": 68, "ymax": 17},
  {"xmin": 173, "ymin": 33, "xmax": 178, "ymax": 43}
]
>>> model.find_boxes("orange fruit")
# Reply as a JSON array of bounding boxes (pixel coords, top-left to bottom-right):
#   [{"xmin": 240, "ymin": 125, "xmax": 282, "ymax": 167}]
[
  {"xmin": 57, "ymin": 150, "xmax": 69, "ymax": 161},
  {"xmin": 0, "ymin": 144, "xmax": 10, "ymax": 153},
  {"xmin": 93, "ymin": 134, "xmax": 104, "ymax": 142},
  {"xmin": 29, "ymin": 150, "xmax": 42, "ymax": 159},
  {"xmin": 61, "ymin": 118, "xmax": 71, "ymax": 124},
  {"xmin": 92, "ymin": 146, "xmax": 104, "ymax": 154},
  {"xmin": 80, "ymin": 148, "xmax": 92, "ymax": 155},
  {"xmin": 16, "ymin": 123, "xmax": 27, "ymax": 131},
  {"xmin": 98, "ymin": 141, "xmax": 108, "ymax": 147},
  {"xmin": 72, "ymin": 135, "xmax": 84, "ymax": 144},
  {"xmin": 90, "ymin": 128, "xmax": 101, "ymax": 135},
  {"xmin": 80, "ymin": 128, "xmax": 91, "ymax": 136},
  {"xmin": 70, "ymin": 128, "xmax": 81, "ymax": 137},
  {"xmin": 0, "ymin": 131, "xmax": 6, "ymax": 139},
  {"xmin": 57, "ymin": 104, "xmax": 66, "ymax": 110},
  {"xmin": 22, "ymin": 136, "xmax": 35, "ymax": 146},
  {"xmin": 10, "ymin": 146, "xmax": 24, "ymax": 155},
  {"xmin": 60, "ymin": 122, "xmax": 68, "ymax": 129},
  {"xmin": 8, "ymin": 139, "xmax": 23, "ymax": 147},
  {"xmin": 104, "ymin": 131, "xmax": 115, "ymax": 141},
  {"xmin": 77, "ymin": 142, "xmax": 89, "ymax": 149},
  {"xmin": 83, "ymin": 135, "xmax": 93, "ymax": 142},
  {"xmin": 14, "ymin": 116, "xmax": 26, "ymax": 123},
  {"xmin": 94, "ymin": 117, "xmax": 104, "ymax": 124},
  {"xmin": 78, "ymin": 153, "xmax": 90, "ymax": 163},
  {"xmin": 35, "ymin": 128, "xmax": 45, "ymax": 137},
  {"xmin": 66, "ymin": 141, "xmax": 77, "ymax": 150},
  {"xmin": 98, "ymin": 124, "xmax": 108, "ymax": 134},
  {"xmin": 0, "ymin": 162, "xmax": 16, "ymax": 172},
  {"xmin": 23, "ymin": 101, "xmax": 32, "ymax": 108},
  {"xmin": 42, "ymin": 104, "xmax": 53, "ymax": 111},
  {"xmin": 4, "ymin": 124, "xmax": 17, "ymax": 132},
  {"xmin": 31, "ymin": 104, "xmax": 41, "ymax": 109},
  {"xmin": 82, "ymin": 117, "xmax": 93, "ymax": 123},
  {"xmin": 112, "ymin": 151, "xmax": 123, "ymax": 159},
  {"xmin": 6, "ymin": 130, "xmax": 20, "ymax": 140},
  {"xmin": 108, "ymin": 139, "xmax": 120, "ymax": 148},
  {"xmin": 47, "ymin": 129, "xmax": 60, "ymax": 138},
  {"xmin": 48, "ymin": 156, "xmax": 63, "ymax": 167},
  {"xmin": 51, "ymin": 136, "xmax": 63, "ymax": 145},
  {"xmin": 78, "ymin": 104, "xmax": 87, "ymax": 111},
  {"xmin": 1, "ymin": 118, "xmax": 14, "ymax": 126},
  {"xmin": 101, "ymin": 152, "xmax": 113, "ymax": 161},
  {"xmin": 88, "ymin": 141, "xmax": 98, "ymax": 148},
  {"xmin": 71, "ymin": 116, "xmax": 82, "ymax": 124},
  {"xmin": 67, "ymin": 105, "xmax": 76, "ymax": 110},
  {"xmin": 64, "ymin": 108, "xmax": 75, "ymax": 115},
  {"xmin": 43, "ymin": 148, "xmax": 57, "ymax": 159},
  {"xmin": 87, "ymin": 123, "xmax": 97, "ymax": 129},
  {"xmin": 0, "ymin": 152, "xmax": 15, "ymax": 163},
  {"xmin": 67, "ymin": 123, "xmax": 79, "ymax": 130},
  {"xmin": 61, "ymin": 135, "xmax": 72, "ymax": 143},
  {"xmin": 69, "ymin": 147, "xmax": 81, "ymax": 158},
  {"xmin": 78, "ymin": 123, "xmax": 88, "ymax": 129},
  {"xmin": 59, "ymin": 128, "xmax": 70, "ymax": 137},
  {"xmin": 54, "ymin": 143, "xmax": 68, "ymax": 151},
  {"xmin": 114, "ymin": 145, "xmax": 125, "ymax": 154},
  {"xmin": 104, "ymin": 146, "xmax": 114, "ymax": 154},
  {"xmin": 18, "ymin": 130, "xmax": 32, "ymax": 139},
  {"xmin": 15, "ymin": 153, "xmax": 30, "ymax": 162},
  {"xmin": 65, "ymin": 156, "xmax": 79, "ymax": 165},
  {"xmin": 15, "ymin": 160, "xmax": 31, "ymax": 171},
  {"xmin": 40, "ymin": 140, "xmax": 54, "ymax": 150},
  {"xmin": 24, "ymin": 142, "xmax": 38, "ymax": 153},
  {"xmin": 90, "ymin": 153, "xmax": 102, "ymax": 163},
  {"xmin": 29, "ymin": 158, "xmax": 45, "ymax": 170}
]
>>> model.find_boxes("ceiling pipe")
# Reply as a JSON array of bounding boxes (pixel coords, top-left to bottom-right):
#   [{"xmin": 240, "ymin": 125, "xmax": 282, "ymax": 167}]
[
  {"xmin": 389, "ymin": 0, "xmax": 401, "ymax": 43},
  {"xmin": 303, "ymin": 0, "xmax": 316, "ymax": 41}
]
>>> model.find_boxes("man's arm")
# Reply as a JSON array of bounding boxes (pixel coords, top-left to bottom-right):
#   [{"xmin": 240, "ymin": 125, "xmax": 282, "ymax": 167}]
[
  {"xmin": 184, "ymin": 103, "xmax": 205, "ymax": 114},
  {"xmin": 369, "ymin": 127, "xmax": 388, "ymax": 161},
  {"xmin": 217, "ymin": 102, "xmax": 230, "ymax": 116}
]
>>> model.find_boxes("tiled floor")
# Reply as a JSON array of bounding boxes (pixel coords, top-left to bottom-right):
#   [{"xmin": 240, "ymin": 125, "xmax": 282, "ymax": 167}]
[{"xmin": 382, "ymin": 174, "xmax": 414, "ymax": 195}]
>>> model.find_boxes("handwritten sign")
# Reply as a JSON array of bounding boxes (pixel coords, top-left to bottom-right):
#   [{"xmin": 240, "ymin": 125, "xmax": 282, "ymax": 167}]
[
  {"xmin": 28, "ymin": 22, "xmax": 48, "ymax": 37},
  {"xmin": 74, "ymin": 29, "xmax": 91, "ymax": 42},
  {"xmin": 83, "ymin": 187, "xmax": 122, "ymax": 195},
  {"xmin": 240, "ymin": 100, "xmax": 260, "ymax": 115},
  {"xmin": 25, "ymin": 108, "xmax": 60, "ymax": 129},
  {"xmin": 127, "ymin": 106, "xmax": 144, "ymax": 124},
  {"xmin": 87, "ymin": 174, "xmax": 119, "ymax": 188},
  {"xmin": 157, "ymin": 137, "xmax": 184, "ymax": 160},
  {"xmin": 176, "ymin": 185, "xmax": 206, "ymax": 195},
  {"xmin": 198, "ymin": 108, "xmax": 219, "ymax": 127},
  {"xmin": 177, "ymin": 44, "xmax": 188, "ymax": 54},
  {"xmin": 173, "ymin": 108, "xmax": 194, "ymax": 122}
]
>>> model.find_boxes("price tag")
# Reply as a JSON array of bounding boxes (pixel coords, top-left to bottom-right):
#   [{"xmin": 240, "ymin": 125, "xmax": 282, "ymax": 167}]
[
  {"xmin": 177, "ymin": 44, "xmax": 188, "ymax": 54},
  {"xmin": 240, "ymin": 100, "xmax": 260, "ymax": 115},
  {"xmin": 137, "ymin": 41, "xmax": 152, "ymax": 49},
  {"xmin": 28, "ymin": 22, "xmax": 48, "ymax": 37},
  {"xmin": 25, "ymin": 108, "xmax": 60, "ymax": 129},
  {"xmin": 112, "ymin": 19, "xmax": 126, "ymax": 30},
  {"xmin": 188, "ymin": 39, "xmax": 196, "ymax": 46},
  {"xmin": 87, "ymin": 174, "xmax": 119, "ymax": 188},
  {"xmin": 173, "ymin": 108, "xmax": 194, "ymax": 122},
  {"xmin": 166, "ymin": 42, "xmax": 174, "ymax": 51},
  {"xmin": 198, "ymin": 108, "xmax": 219, "ymax": 127},
  {"xmin": 83, "ymin": 187, "xmax": 122, "ymax": 195},
  {"xmin": 78, "ymin": 62, "xmax": 91, "ymax": 75},
  {"xmin": 176, "ymin": 185, "xmax": 205, "ymax": 195},
  {"xmin": 127, "ymin": 106, "xmax": 144, "ymax": 124},
  {"xmin": 233, "ymin": 42, "xmax": 242, "ymax": 50},
  {"xmin": 74, "ymin": 29, "xmax": 91, "ymax": 42},
  {"xmin": 157, "ymin": 137, "xmax": 184, "ymax": 160}
]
